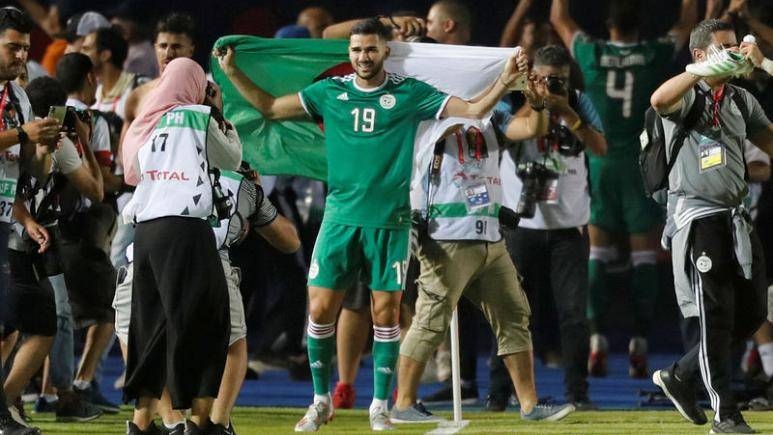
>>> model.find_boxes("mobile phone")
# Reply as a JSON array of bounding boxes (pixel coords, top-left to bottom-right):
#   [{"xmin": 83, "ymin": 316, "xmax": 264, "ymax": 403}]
[
  {"xmin": 509, "ymin": 75, "xmax": 527, "ymax": 91},
  {"xmin": 48, "ymin": 105, "xmax": 67, "ymax": 124}
]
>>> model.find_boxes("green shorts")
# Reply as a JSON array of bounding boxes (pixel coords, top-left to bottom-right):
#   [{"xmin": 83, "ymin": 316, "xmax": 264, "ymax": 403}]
[
  {"xmin": 589, "ymin": 155, "xmax": 664, "ymax": 234},
  {"xmin": 308, "ymin": 221, "xmax": 409, "ymax": 292}
]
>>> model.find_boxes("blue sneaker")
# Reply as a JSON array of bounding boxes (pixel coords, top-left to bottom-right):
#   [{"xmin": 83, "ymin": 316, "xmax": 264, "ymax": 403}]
[
  {"xmin": 390, "ymin": 402, "xmax": 444, "ymax": 424},
  {"xmin": 520, "ymin": 403, "xmax": 575, "ymax": 422}
]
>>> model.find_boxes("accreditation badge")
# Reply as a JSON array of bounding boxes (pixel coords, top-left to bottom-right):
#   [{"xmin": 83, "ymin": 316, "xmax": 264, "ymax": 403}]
[
  {"xmin": 698, "ymin": 138, "xmax": 726, "ymax": 173},
  {"xmin": 462, "ymin": 183, "xmax": 490, "ymax": 211}
]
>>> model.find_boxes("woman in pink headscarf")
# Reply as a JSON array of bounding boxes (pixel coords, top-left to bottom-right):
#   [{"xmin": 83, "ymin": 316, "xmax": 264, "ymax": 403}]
[{"xmin": 120, "ymin": 57, "xmax": 241, "ymax": 435}]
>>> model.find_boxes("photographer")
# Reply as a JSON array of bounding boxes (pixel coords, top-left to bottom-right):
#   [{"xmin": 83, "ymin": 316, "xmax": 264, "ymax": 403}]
[
  {"xmin": 113, "ymin": 164, "xmax": 299, "ymax": 434},
  {"xmin": 0, "ymin": 7, "xmax": 61, "ymax": 435},
  {"xmin": 53, "ymin": 52, "xmax": 121, "ymax": 414},
  {"xmin": 18, "ymin": 76, "xmax": 104, "ymax": 422},
  {"xmin": 121, "ymin": 57, "xmax": 241, "ymax": 434},
  {"xmin": 392, "ymin": 73, "xmax": 575, "ymax": 423},
  {"xmin": 496, "ymin": 44, "xmax": 606, "ymax": 410}
]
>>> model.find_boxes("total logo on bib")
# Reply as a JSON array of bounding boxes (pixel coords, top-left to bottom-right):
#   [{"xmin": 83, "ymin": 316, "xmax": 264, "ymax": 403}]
[{"xmin": 380, "ymin": 94, "xmax": 396, "ymax": 109}]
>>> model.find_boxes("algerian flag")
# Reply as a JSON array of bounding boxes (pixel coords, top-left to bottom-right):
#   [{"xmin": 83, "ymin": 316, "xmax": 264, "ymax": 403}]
[{"xmin": 211, "ymin": 35, "xmax": 518, "ymax": 181}]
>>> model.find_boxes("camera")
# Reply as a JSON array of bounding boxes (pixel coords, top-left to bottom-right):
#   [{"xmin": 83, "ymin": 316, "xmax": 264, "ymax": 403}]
[
  {"xmin": 515, "ymin": 161, "xmax": 559, "ymax": 219},
  {"xmin": 547, "ymin": 123, "xmax": 584, "ymax": 157},
  {"xmin": 544, "ymin": 75, "xmax": 567, "ymax": 95},
  {"xmin": 210, "ymin": 168, "xmax": 233, "ymax": 220}
]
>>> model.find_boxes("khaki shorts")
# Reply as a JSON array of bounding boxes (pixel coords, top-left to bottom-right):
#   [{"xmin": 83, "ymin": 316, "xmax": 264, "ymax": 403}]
[
  {"xmin": 113, "ymin": 257, "xmax": 246, "ymax": 346},
  {"xmin": 400, "ymin": 239, "xmax": 532, "ymax": 364}
]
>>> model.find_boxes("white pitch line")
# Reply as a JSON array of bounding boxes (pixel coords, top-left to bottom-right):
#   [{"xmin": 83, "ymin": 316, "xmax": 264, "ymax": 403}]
[{"xmin": 425, "ymin": 420, "xmax": 470, "ymax": 435}]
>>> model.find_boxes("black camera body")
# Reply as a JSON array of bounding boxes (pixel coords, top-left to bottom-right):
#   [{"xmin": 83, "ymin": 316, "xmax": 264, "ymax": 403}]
[
  {"xmin": 209, "ymin": 168, "xmax": 233, "ymax": 221},
  {"xmin": 545, "ymin": 76, "xmax": 567, "ymax": 95},
  {"xmin": 514, "ymin": 161, "xmax": 559, "ymax": 219},
  {"xmin": 547, "ymin": 123, "xmax": 584, "ymax": 157}
]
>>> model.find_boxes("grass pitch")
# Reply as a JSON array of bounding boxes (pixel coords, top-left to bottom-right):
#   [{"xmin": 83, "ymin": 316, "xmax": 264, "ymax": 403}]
[{"xmin": 30, "ymin": 406, "xmax": 773, "ymax": 434}]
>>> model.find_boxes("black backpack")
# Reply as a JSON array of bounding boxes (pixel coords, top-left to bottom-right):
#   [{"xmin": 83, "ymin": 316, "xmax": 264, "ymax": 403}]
[{"xmin": 638, "ymin": 84, "xmax": 747, "ymax": 204}]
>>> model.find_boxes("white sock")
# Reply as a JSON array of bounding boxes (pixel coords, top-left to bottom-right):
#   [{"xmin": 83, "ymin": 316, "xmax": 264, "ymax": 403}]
[
  {"xmin": 369, "ymin": 398, "xmax": 388, "ymax": 413},
  {"xmin": 590, "ymin": 333, "xmax": 608, "ymax": 353},
  {"xmin": 165, "ymin": 420, "xmax": 185, "ymax": 429},
  {"xmin": 314, "ymin": 394, "xmax": 331, "ymax": 405},
  {"xmin": 758, "ymin": 343, "xmax": 773, "ymax": 377},
  {"xmin": 73, "ymin": 380, "xmax": 90, "ymax": 390}
]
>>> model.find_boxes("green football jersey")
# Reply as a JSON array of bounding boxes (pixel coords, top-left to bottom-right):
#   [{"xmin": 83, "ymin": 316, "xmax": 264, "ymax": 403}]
[
  {"xmin": 299, "ymin": 72, "xmax": 449, "ymax": 229},
  {"xmin": 573, "ymin": 33, "xmax": 675, "ymax": 158}
]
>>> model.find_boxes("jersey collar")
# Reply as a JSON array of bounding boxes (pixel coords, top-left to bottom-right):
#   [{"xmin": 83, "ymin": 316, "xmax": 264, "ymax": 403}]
[{"xmin": 352, "ymin": 72, "xmax": 389, "ymax": 93}]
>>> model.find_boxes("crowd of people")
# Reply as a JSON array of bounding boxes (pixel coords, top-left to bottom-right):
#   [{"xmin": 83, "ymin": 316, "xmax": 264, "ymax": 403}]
[{"xmin": 0, "ymin": 0, "xmax": 769, "ymax": 434}]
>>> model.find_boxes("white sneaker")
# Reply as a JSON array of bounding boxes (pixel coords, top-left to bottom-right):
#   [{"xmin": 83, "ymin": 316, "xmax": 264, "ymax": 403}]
[
  {"xmin": 686, "ymin": 47, "xmax": 752, "ymax": 78},
  {"xmin": 369, "ymin": 407, "xmax": 394, "ymax": 431},
  {"xmin": 8, "ymin": 405, "xmax": 28, "ymax": 427},
  {"xmin": 294, "ymin": 401, "xmax": 334, "ymax": 432}
]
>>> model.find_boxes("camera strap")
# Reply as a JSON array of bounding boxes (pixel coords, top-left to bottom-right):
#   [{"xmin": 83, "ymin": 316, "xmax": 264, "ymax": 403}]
[
  {"xmin": 428, "ymin": 137, "xmax": 445, "ymax": 187},
  {"xmin": 423, "ymin": 136, "xmax": 448, "ymax": 221}
]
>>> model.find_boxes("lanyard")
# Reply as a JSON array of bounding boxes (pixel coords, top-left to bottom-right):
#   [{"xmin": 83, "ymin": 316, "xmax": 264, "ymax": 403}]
[
  {"xmin": 455, "ymin": 130, "xmax": 465, "ymax": 164},
  {"xmin": 0, "ymin": 84, "xmax": 10, "ymax": 131},
  {"xmin": 711, "ymin": 86, "xmax": 725, "ymax": 129},
  {"xmin": 454, "ymin": 128, "xmax": 484, "ymax": 164}
]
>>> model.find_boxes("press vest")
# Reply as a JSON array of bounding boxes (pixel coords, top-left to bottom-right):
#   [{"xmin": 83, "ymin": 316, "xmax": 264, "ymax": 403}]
[
  {"xmin": 125, "ymin": 105, "xmax": 214, "ymax": 223},
  {"xmin": 413, "ymin": 121, "xmax": 502, "ymax": 242}
]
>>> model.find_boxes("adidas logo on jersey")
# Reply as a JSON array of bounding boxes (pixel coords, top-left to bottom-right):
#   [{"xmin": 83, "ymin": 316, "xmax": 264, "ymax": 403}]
[{"xmin": 337, "ymin": 92, "xmax": 349, "ymax": 101}]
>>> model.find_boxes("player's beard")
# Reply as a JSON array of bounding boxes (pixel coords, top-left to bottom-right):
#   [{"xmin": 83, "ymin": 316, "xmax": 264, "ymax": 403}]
[{"xmin": 355, "ymin": 59, "xmax": 383, "ymax": 81}]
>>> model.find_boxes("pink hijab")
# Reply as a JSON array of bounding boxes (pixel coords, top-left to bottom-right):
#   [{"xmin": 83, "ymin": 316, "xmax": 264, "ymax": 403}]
[{"xmin": 122, "ymin": 58, "xmax": 207, "ymax": 185}]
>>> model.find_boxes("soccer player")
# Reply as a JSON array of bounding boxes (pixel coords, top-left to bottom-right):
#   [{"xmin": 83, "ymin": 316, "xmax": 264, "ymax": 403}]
[
  {"xmin": 550, "ymin": 0, "xmax": 697, "ymax": 377},
  {"xmin": 217, "ymin": 17, "xmax": 526, "ymax": 432}
]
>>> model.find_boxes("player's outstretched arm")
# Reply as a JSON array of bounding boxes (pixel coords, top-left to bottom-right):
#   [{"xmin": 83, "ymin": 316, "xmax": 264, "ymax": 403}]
[
  {"xmin": 550, "ymin": 0, "xmax": 582, "ymax": 50},
  {"xmin": 216, "ymin": 46, "xmax": 307, "ymax": 120},
  {"xmin": 442, "ymin": 48, "xmax": 528, "ymax": 119}
]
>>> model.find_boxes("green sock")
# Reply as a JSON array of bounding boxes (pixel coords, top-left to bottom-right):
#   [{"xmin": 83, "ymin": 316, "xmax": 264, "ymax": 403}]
[
  {"xmin": 307, "ymin": 322, "xmax": 336, "ymax": 396},
  {"xmin": 372, "ymin": 326, "xmax": 400, "ymax": 401},
  {"xmin": 631, "ymin": 262, "xmax": 658, "ymax": 335},
  {"xmin": 587, "ymin": 258, "xmax": 608, "ymax": 332}
]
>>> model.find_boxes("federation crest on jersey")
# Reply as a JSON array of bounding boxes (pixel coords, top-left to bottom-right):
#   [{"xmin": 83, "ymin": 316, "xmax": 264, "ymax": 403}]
[
  {"xmin": 696, "ymin": 254, "xmax": 712, "ymax": 273},
  {"xmin": 379, "ymin": 94, "xmax": 396, "ymax": 110},
  {"xmin": 309, "ymin": 259, "xmax": 320, "ymax": 279}
]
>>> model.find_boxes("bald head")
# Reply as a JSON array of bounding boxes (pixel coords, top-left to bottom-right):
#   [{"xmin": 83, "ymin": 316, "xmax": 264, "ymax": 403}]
[
  {"xmin": 426, "ymin": 0, "xmax": 471, "ymax": 45},
  {"xmin": 297, "ymin": 6, "xmax": 334, "ymax": 38}
]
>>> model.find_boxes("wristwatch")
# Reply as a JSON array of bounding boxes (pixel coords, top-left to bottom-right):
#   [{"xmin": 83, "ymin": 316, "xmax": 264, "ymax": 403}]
[{"xmin": 16, "ymin": 126, "xmax": 27, "ymax": 144}]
